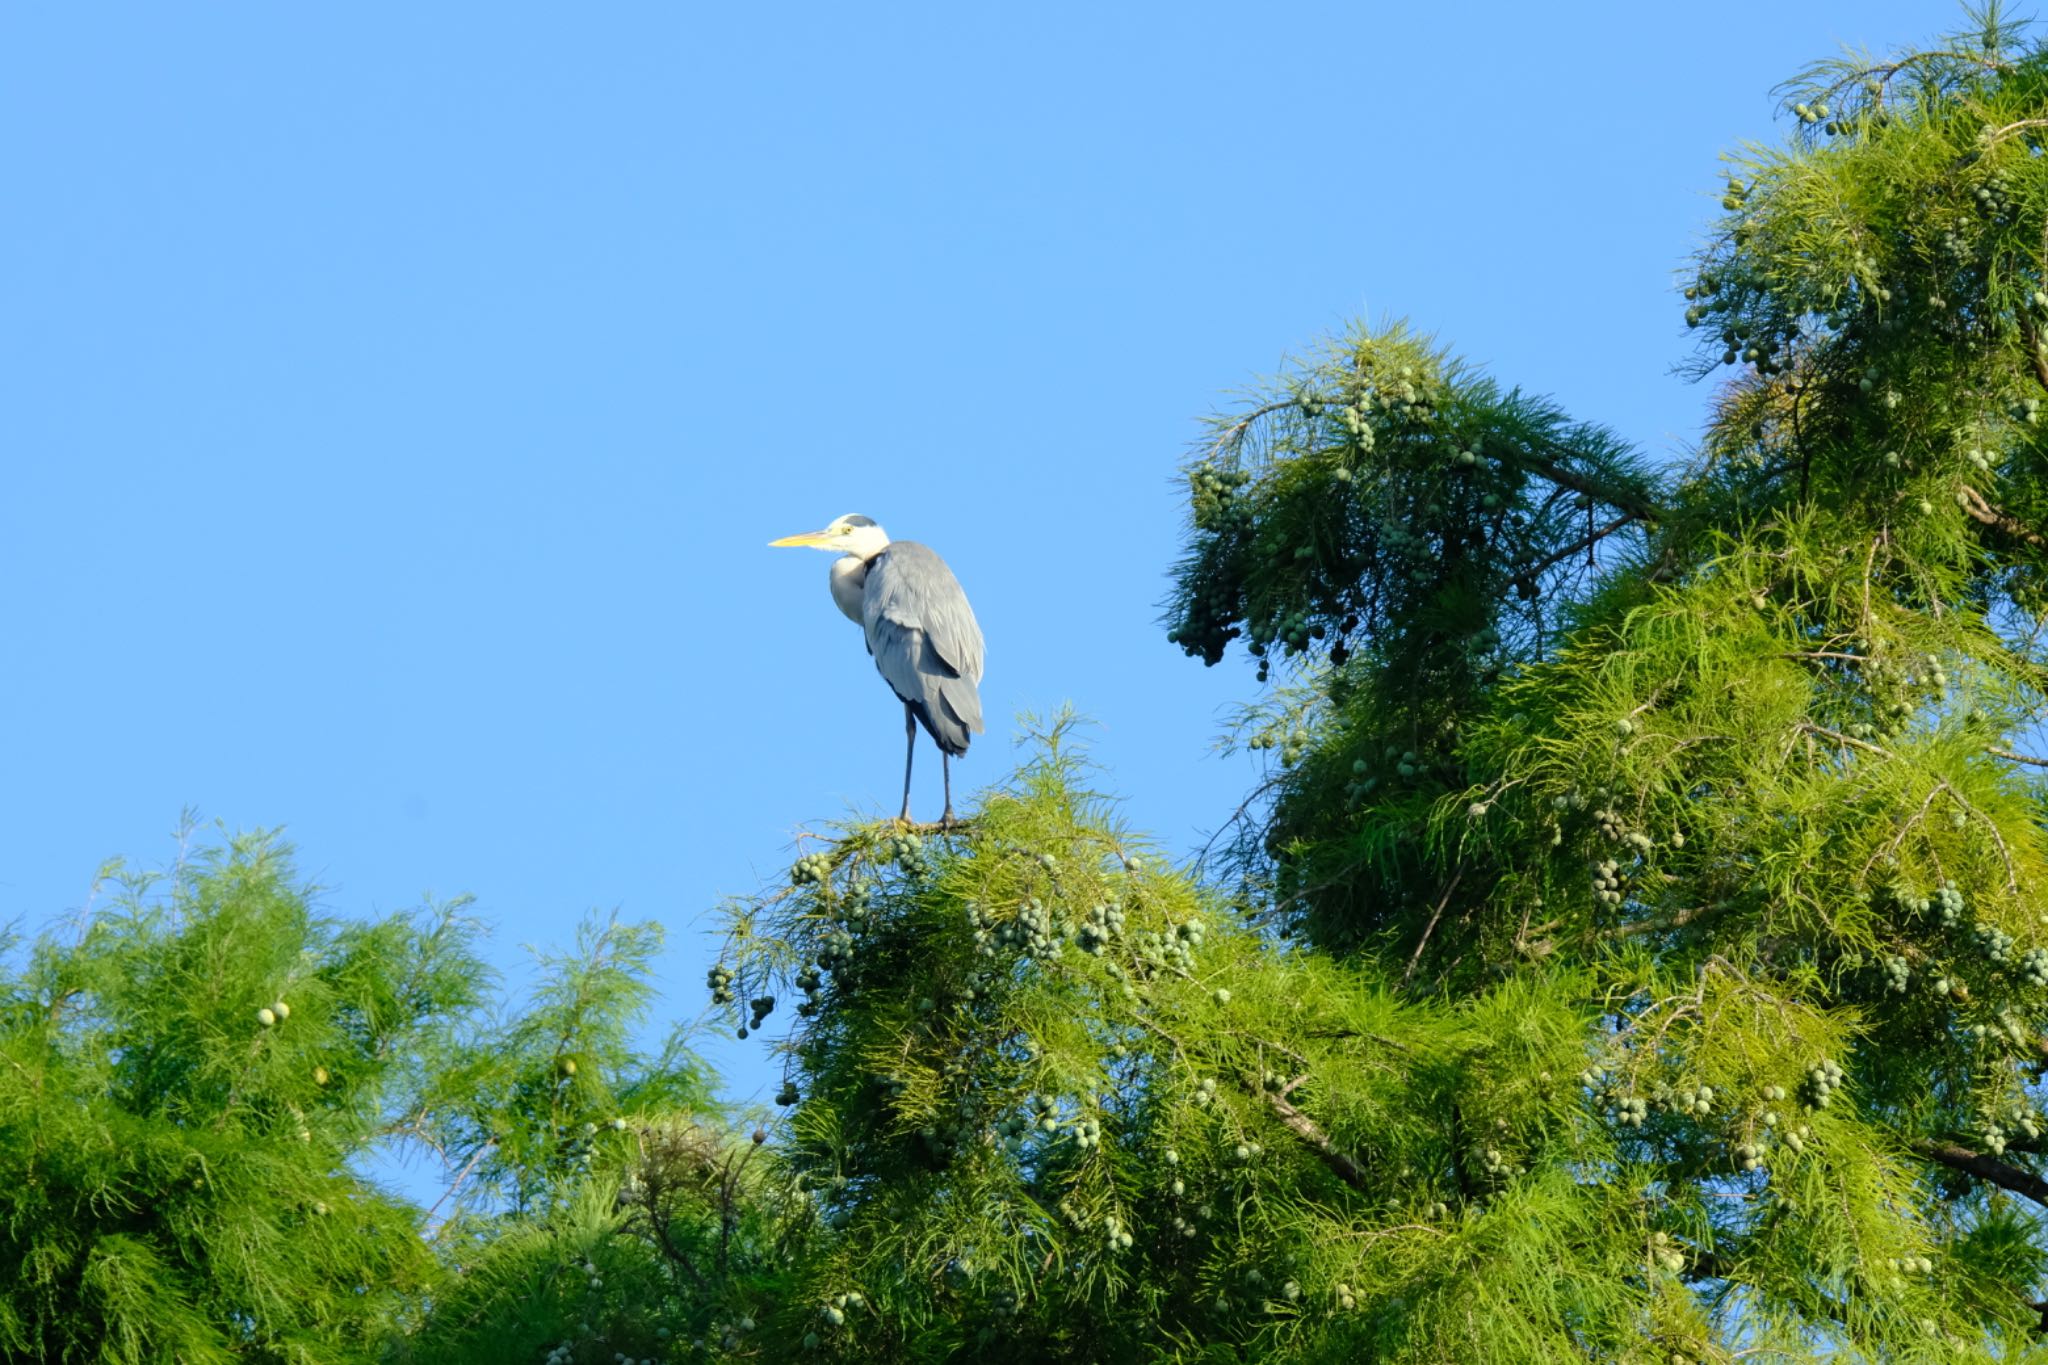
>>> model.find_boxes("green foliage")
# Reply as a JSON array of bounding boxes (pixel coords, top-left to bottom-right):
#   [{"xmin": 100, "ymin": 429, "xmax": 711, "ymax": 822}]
[
  {"xmin": 1143, "ymin": 3, "xmax": 2048, "ymax": 1357},
  {"xmin": 429, "ymin": 9, "xmax": 2048, "ymax": 1357},
  {"xmin": 398, "ymin": 1124, "xmax": 797, "ymax": 1365},
  {"xmin": 711, "ymin": 722, "xmax": 1698, "ymax": 1361},
  {"xmin": 0, "ymin": 827, "xmax": 768, "ymax": 1365},
  {"xmin": 1166, "ymin": 321, "xmax": 1653, "ymax": 696},
  {"xmin": 397, "ymin": 915, "xmax": 798, "ymax": 1365},
  {"xmin": 428, "ymin": 914, "xmax": 715, "ymax": 1214},
  {"xmin": 0, "ymin": 828, "xmax": 466, "ymax": 1362}
]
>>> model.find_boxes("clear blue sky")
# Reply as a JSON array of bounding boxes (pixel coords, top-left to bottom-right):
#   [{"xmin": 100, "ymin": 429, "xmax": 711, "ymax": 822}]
[{"xmin": 2, "ymin": 3, "xmax": 1947, "ymax": 1143}]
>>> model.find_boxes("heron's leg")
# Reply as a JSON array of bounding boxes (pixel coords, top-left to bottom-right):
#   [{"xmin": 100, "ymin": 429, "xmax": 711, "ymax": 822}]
[
  {"xmin": 941, "ymin": 753, "xmax": 954, "ymax": 826},
  {"xmin": 900, "ymin": 702, "xmax": 917, "ymax": 824}
]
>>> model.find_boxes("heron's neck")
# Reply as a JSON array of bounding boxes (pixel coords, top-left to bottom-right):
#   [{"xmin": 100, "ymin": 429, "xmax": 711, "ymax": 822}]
[{"xmin": 829, "ymin": 551, "xmax": 876, "ymax": 624}]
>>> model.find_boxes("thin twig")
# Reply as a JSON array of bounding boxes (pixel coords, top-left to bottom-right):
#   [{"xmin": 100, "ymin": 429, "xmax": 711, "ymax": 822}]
[
  {"xmin": 1597, "ymin": 903, "xmax": 1721, "ymax": 941},
  {"xmin": 1982, "ymin": 116, "xmax": 2048, "ymax": 146},
  {"xmin": 1202, "ymin": 398, "xmax": 1311, "ymax": 460},
  {"xmin": 1798, "ymin": 720, "xmax": 1888, "ymax": 757},
  {"xmin": 1527, "ymin": 513, "xmax": 1638, "ymax": 579},
  {"xmin": 1400, "ymin": 872, "xmax": 1463, "ymax": 991},
  {"xmin": 425, "ymin": 1139, "xmax": 497, "ymax": 1235},
  {"xmin": 1862, "ymin": 783, "xmax": 1945, "ymax": 882},
  {"xmin": 1195, "ymin": 773, "xmax": 1282, "ymax": 870}
]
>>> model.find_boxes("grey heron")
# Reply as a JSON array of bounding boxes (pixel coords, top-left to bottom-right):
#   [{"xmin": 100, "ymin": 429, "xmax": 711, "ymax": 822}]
[{"xmin": 770, "ymin": 514, "xmax": 985, "ymax": 824}]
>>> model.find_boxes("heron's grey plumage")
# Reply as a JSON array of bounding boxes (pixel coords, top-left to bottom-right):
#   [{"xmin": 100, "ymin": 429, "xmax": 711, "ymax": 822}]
[{"xmin": 859, "ymin": 541, "xmax": 985, "ymax": 756}]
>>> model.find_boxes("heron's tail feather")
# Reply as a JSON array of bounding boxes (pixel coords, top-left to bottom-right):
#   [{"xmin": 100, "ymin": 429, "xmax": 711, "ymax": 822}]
[
  {"xmin": 909, "ymin": 697, "xmax": 973, "ymax": 757},
  {"xmin": 918, "ymin": 665, "xmax": 980, "ymax": 755},
  {"xmin": 939, "ymin": 672, "xmax": 983, "ymax": 742}
]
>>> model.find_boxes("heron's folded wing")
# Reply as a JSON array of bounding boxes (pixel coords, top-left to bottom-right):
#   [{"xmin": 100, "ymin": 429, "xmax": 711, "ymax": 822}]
[
  {"xmin": 863, "ymin": 543, "xmax": 986, "ymax": 742},
  {"xmin": 866, "ymin": 616, "xmax": 979, "ymax": 753}
]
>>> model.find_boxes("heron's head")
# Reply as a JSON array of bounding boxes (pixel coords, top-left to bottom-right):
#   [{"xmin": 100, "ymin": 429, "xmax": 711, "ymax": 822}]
[{"xmin": 768, "ymin": 513, "xmax": 890, "ymax": 560}]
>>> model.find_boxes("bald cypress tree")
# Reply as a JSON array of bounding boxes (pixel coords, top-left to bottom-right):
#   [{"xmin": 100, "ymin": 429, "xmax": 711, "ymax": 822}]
[
  {"xmin": 1164, "ymin": 4, "xmax": 2048, "ymax": 1354},
  {"xmin": 714, "ymin": 8, "xmax": 2048, "ymax": 1361},
  {"xmin": 0, "ymin": 828, "xmax": 769, "ymax": 1365},
  {"xmin": 0, "ymin": 831, "xmax": 469, "ymax": 1361}
]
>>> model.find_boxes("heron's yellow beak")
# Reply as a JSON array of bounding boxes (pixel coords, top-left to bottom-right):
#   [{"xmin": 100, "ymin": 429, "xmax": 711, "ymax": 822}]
[{"xmin": 769, "ymin": 530, "xmax": 831, "ymax": 548}]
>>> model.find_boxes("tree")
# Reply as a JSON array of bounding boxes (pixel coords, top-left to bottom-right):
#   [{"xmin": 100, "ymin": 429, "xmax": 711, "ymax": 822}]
[
  {"xmin": 0, "ymin": 829, "xmax": 470, "ymax": 1362},
  {"xmin": 711, "ymin": 8, "xmax": 2048, "ymax": 1360},
  {"xmin": 0, "ymin": 828, "xmax": 775, "ymax": 1365},
  {"xmin": 716, "ymin": 724, "xmax": 1653, "ymax": 1361},
  {"xmin": 395, "ymin": 916, "xmax": 799, "ymax": 1365}
]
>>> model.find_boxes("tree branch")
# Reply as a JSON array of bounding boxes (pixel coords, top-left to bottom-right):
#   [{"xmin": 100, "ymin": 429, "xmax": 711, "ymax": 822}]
[
  {"xmin": 1597, "ymin": 902, "xmax": 1722, "ymax": 941},
  {"xmin": 1202, "ymin": 398, "xmax": 1310, "ymax": 460},
  {"xmin": 1518, "ymin": 446, "xmax": 1665, "ymax": 525},
  {"xmin": 2018, "ymin": 315, "xmax": 2048, "ymax": 398},
  {"xmin": 424, "ymin": 1139, "xmax": 497, "ymax": 1236},
  {"xmin": 1132, "ymin": 1012, "xmax": 1373, "ymax": 1193},
  {"xmin": 1957, "ymin": 483, "xmax": 2047, "ymax": 550},
  {"xmin": 1798, "ymin": 719, "xmax": 1890, "ymax": 757},
  {"xmin": 1400, "ymin": 872, "xmax": 1463, "ymax": 991},
  {"xmin": 1262, "ymin": 1086, "xmax": 1369, "ymax": 1191},
  {"xmin": 1527, "ymin": 513, "xmax": 1639, "ymax": 579},
  {"xmin": 1910, "ymin": 1137, "xmax": 2048, "ymax": 1206},
  {"xmin": 1982, "ymin": 116, "xmax": 2048, "ymax": 147},
  {"xmin": 640, "ymin": 1206, "xmax": 711, "ymax": 1290}
]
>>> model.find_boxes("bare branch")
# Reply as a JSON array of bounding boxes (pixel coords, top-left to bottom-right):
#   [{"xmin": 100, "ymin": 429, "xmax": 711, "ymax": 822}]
[
  {"xmin": 1518, "ymin": 445, "xmax": 1664, "ymax": 525},
  {"xmin": 1400, "ymin": 872, "xmax": 1463, "ymax": 991},
  {"xmin": 1527, "ymin": 513, "xmax": 1639, "ymax": 579},
  {"xmin": 1597, "ymin": 903, "xmax": 1722, "ymax": 941},
  {"xmin": 1262, "ymin": 1087, "xmax": 1369, "ymax": 1191},
  {"xmin": 1958, "ymin": 483, "xmax": 2047, "ymax": 549},
  {"xmin": 424, "ymin": 1139, "xmax": 497, "ymax": 1236},
  {"xmin": 1981, "ymin": 116, "xmax": 2048, "ymax": 147},
  {"xmin": 1910, "ymin": 1137, "xmax": 2048, "ymax": 1207}
]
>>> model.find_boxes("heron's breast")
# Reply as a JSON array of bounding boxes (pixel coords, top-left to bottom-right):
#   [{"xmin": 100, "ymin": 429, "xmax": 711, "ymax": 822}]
[{"xmin": 828, "ymin": 556, "xmax": 869, "ymax": 624}]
